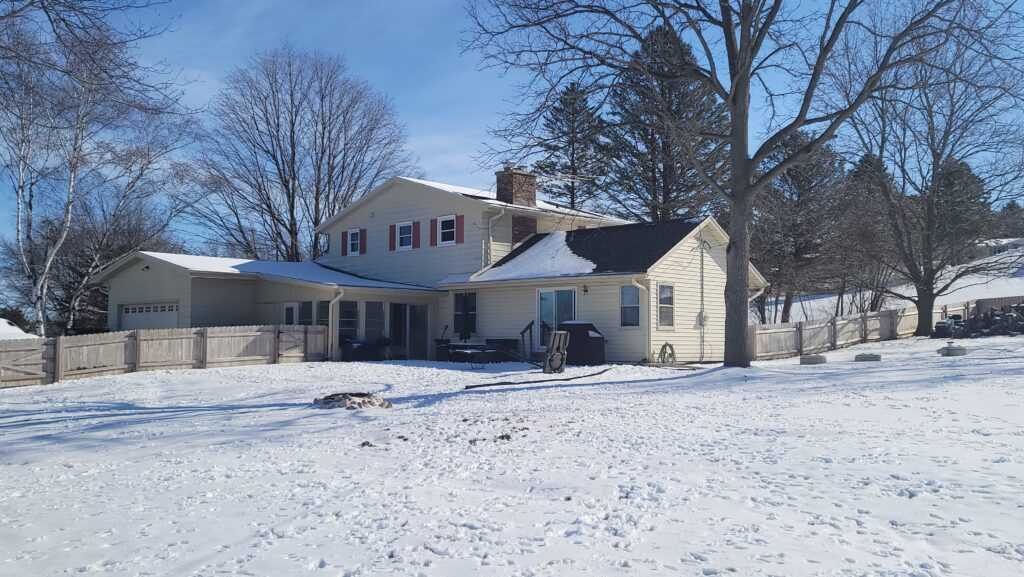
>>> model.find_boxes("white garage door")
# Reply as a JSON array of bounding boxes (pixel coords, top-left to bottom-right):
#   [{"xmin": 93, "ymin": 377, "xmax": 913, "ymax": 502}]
[{"xmin": 121, "ymin": 303, "xmax": 179, "ymax": 329}]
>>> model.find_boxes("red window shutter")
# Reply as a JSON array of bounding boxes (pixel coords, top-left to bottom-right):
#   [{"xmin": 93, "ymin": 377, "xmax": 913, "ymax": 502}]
[
  {"xmin": 388, "ymin": 224, "xmax": 396, "ymax": 251},
  {"xmin": 412, "ymin": 221, "xmax": 421, "ymax": 249},
  {"xmin": 359, "ymin": 228, "xmax": 367, "ymax": 254},
  {"xmin": 341, "ymin": 231, "xmax": 348, "ymax": 256},
  {"xmin": 455, "ymin": 214, "xmax": 465, "ymax": 244},
  {"xmin": 430, "ymin": 218, "xmax": 437, "ymax": 246}
]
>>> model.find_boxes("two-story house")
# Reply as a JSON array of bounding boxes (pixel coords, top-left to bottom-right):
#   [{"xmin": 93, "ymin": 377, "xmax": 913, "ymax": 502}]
[{"xmin": 95, "ymin": 167, "xmax": 767, "ymax": 363}]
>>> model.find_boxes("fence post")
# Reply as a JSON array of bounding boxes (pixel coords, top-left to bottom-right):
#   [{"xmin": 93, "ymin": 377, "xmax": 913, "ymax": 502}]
[
  {"xmin": 273, "ymin": 325, "xmax": 281, "ymax": 364},
  {"xmin": 796, "ymin": 321, "xmax": 804, "ymax": 355},
  {"xmin": 829, "ymin": 317, "xmax": 838, "ymax": 350},
  {"xmin": 53, "ymin": 336, "xmax": 64, "ymax": 383},
  {"xmin": 303, "ymin": 325, "xmax": 309, "ymax": 361},
  {"xmin": 134, "ymin": 329, "xmax": 143, "ymax": 372},
  {"xmin": 887, "ymin": 309, "xmax": 899, "ymax": 340},
  {"xmin": 198, "ymin": 327, "xmax": 208, "ymax": 369}
]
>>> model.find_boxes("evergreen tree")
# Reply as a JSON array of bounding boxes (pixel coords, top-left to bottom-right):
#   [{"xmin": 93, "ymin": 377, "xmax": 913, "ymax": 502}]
[
  {"xmin": 531, "ymin": 82, "xmax": 606, "ymax": 210},
  {"xmin": 750, "ymin": 131, "xmax": 845, "ymax": 323},
  {"xmin": 601, "ymin": 26, "xmax": 727, "ymax": 222},
  {"xmin": 996, "ymin": 200, "xmax": 1024, "ymax": 237}
]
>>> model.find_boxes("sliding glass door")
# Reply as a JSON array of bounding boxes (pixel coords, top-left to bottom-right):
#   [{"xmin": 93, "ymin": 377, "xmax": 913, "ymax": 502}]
[{"xmin": 538, "ymin": 288, "xmax": 575, "ymax": 349}]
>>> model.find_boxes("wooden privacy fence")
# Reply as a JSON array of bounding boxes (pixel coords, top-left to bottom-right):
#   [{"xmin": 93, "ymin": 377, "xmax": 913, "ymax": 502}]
[
  {"xmin": 0, "ymin": 325, "xmax": 328, "ymax": 388},
  {"xmin": 749, "ymin": 302, "xmax": 973, "ymax": 361}
]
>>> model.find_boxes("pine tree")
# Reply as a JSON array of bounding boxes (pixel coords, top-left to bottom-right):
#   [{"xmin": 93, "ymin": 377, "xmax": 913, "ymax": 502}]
[
  {"xmin": 601, "ymin": 26, "xmax": 728, "ymax": 222},
  {"xmin": 531, "ymin": 83, "xmax": 607, "ymax": 210},
  {"xmin": 995, "ymin": 200, "xmax": 1024, "ymax": 237},
  {"xmin": 750, "ymin": 131, "xmax": 845, "ymax": 323}
]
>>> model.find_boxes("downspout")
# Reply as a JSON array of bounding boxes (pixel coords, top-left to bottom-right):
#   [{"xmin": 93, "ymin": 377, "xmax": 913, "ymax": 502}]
[
  {"xmin": 328, "ymin": 288, "xmax": 345, "ymax": 361},
  {"xmin": 484, "ymin": 208, "xmax": 506, "ymax": 266},
  {"xmin": 698, "ymin": 231, "xmax": 708, "ymax": 362},
  {"xmin": 631, "ymin": 276, "xmax": 649, "ymax": 363}
]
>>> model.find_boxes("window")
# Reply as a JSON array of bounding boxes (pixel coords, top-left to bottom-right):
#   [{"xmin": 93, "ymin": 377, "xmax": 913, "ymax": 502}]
[
  {"xmin": 316, "ymin": 301, "xmax": 330, "ymax": 326},
  {"xmin": 299, "ymin": 301, "xmax": 313, "ymax": 326},
  {"xmin": 397, "ymin": 222, "xmax": 413, "ymax": 250},
  {"xmin": 338, "ymin": 301, "xmax": 358, "ymax": 340},
  {"xmin": 438, "ymin": 215, "xmax": 457, "ymax": 245},
  {"xmin": 365, "ymin": 301, "xmax": 385, "ymax": 342},
  {"xmin": 620, "ymin": 285, "xmax": 640, "ymax": 327},
  {"xmin": 658, "ymin": 284, "xmax": 674, "ymax": 328},
  {"xmin": 453, "ymin": 292, "xmax": 477, "ymax": 339},
  {"xmin": 348, "ymin": 229, "xmax": 361, "ymax": 255}
]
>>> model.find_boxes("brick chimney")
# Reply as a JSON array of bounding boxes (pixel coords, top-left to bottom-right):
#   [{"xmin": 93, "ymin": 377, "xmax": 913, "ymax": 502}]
[
  {"xmin": 495, "ymin": 166, "xmax": 537, "ymax": 207},
  {"xmin": 496, "ymin": 166, "xmax": 538, "ymax": 244}
]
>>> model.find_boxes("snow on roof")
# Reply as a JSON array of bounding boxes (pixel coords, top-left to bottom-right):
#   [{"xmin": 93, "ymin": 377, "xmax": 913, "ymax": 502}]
[
  {"xmin": 139, "ymin": 252, "xmax": 435, "ymax": 291},
  {"xmin": 467, "ymin": 231, "xmax": 596, "ymax": 283},
  {"xmin": 0, "ymin": 318, "xmax": 35, "ymax": 341},
  {"xmin": 398, "ymin": 177, "xmax": 630, "ymax": 224},
  {"xmin": 978, "ymin": 238, "xmax": 1024, "ymax": 247}
]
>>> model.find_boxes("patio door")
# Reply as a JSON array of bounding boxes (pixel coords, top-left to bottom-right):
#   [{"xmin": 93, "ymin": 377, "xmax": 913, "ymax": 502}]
[
  {"xmin": 389, "ymin": 303, "xmax": 429, "ymax": 359},
  {"xmin": 538, "ymin": 289, "xmax": 575, "ymax": 349}
]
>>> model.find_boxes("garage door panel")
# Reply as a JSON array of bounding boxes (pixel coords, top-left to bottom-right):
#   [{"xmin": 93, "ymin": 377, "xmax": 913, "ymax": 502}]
[{"xmin": 121, "ymin": 303, "xmax": 179, "ymax": 329}]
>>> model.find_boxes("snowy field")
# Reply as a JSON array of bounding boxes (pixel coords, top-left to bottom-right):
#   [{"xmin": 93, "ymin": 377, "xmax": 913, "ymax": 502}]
[
  {"xmin": 766, "ymin": 251, "xmax": 1024, "ymax": 322},
  {"xmin": 2, "ymin": 338, "xmax": 1023, "ymax": 576}
]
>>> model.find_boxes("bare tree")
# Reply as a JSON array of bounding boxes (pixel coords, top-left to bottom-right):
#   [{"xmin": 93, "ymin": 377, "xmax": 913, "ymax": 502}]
[
  {"xmin": 192, "ymin": 46, "xmax": 417, "ymax": 261},
  {"xmin": 466, "ymin": 0, "xmax": 1008, "ymax": 366},
  {"xmin": 1, "ymin": 17, "xmax": 182, "ymax": 336},
  {"xmin": 841, "ymin": 18, "xmax": 1024, "ymax": 335}
]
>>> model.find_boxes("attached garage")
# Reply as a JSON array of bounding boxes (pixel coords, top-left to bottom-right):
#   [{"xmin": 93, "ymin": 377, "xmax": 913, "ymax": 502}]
[{"xmin": 119, "ymin": 303, "xmax": 180, "ymax": 329}]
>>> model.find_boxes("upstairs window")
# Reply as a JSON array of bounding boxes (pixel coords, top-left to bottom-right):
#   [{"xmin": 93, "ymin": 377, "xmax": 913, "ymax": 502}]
[
  {"xmin": 348, "ymin": 229, "xmax": 361, "ymax": 255},
  {"xmin": 438, "ymin": 215, "xmax": 457, "ymax": 245},
  {"xmin": 397, "ymin": 222, "xmax": 413, "ymax": 250},
  {"xmin": 658, "ymin": 284, "xmax": 674, "ymax": 328}
]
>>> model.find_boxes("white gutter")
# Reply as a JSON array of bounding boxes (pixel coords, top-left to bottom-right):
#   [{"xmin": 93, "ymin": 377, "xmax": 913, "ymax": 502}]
[
  {"xmin": 327, "ymin": 289, "xmax": 345, "ymax": 360},
  {"xmin": 631, "ymin": 276, "xmax": 650, "ymax": 363},
  {"xmin": 484, "ymin": 207, "xmax": 505, "ymax": 266}
]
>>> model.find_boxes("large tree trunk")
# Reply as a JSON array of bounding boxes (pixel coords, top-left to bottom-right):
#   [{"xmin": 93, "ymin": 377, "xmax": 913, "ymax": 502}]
[
  {"xmin": 724, "ymin": 193, "xmax": 753, "ymax": 367},
  {"xmin": 780, "ymin": 291, "xmax": 795, "ymax": 323},
  {"xmin": 915, "ymin": 288, "xmax": 936, "ymax": 336}
]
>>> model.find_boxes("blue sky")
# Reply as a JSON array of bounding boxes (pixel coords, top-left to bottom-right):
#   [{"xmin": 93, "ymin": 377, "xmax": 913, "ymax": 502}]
[{"xmin": 1, "ymin": 0, "xmax": 520, "ymax": 236}]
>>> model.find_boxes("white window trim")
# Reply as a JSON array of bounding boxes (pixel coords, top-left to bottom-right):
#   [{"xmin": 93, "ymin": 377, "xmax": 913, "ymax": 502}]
[
  {"xmin": 396, "ymin": 221, "xmax": 414, "ymax": 251},
  {"xmin": 437, "ymin": 214, "xmax": 457, "ymax": 246},
  {"xmin": 347, "ymin": 228, "xmax": 361, "ymax": 256},
  {"xmin": 657, "ymin": 282, "xmax": 675, "ymax": 330},
  {"xmin": 620, "ymin": 285, "xmax": 641, "ymax": 329}
]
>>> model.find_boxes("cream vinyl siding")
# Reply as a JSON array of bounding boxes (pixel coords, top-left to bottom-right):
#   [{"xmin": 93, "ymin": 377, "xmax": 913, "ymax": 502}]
[
  {"xmin": 106, "ymin": 258, "xmax": 192, "ymax": 330},
  {"xmin": 647, "ymin": 224, "xmax": 728, "ymax": 362},
  {"xmin": 318, "ymin": 180, "xmax": 487, "ymax": 286},
  {"xmin": 459, "ymin": 277, "xmax": 647, "ymax": 363},
  {"xmin": 190, "ymin": 278, "xmax": 258, "ymax": 327},
  {"xmin": 488, "ymin": 213, "xmax": 514, "ymax": 265}
]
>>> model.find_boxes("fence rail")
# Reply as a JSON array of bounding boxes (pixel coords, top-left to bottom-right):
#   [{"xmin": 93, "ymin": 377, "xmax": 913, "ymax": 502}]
[
  {"xmin": 749, "ymin": 301, "xmax": 976, "ymax": 361},
  {"xmin": 0, "ymin": 325, "xmax": 328, "ymax": 388}
]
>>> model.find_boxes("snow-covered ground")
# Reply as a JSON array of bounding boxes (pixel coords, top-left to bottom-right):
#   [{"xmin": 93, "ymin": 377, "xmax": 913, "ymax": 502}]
[
  {"xmin": 770, "ymin": 252, "xmax": 1024, "ymax": 322},
  {"xmin": 2, "ymin": 337, "xmax": 1023, "ymax": 576}
]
